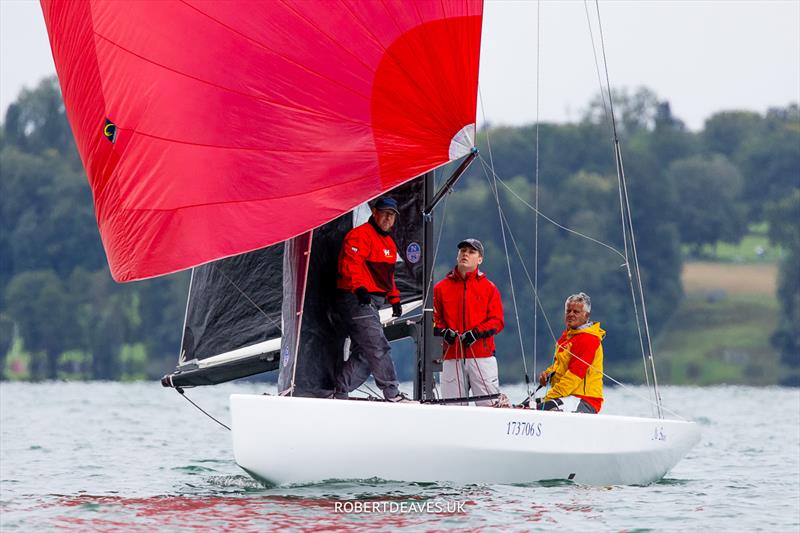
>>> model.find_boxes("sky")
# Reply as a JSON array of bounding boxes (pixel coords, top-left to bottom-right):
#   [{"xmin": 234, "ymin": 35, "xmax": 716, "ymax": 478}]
[{"xmin": 1, "ymin": 0, "xmax": 798, "ymax": 131}]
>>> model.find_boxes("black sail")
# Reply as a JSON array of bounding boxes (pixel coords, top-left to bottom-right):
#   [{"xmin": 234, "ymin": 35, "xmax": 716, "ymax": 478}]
[{"xmin": 163, "ymin": 177, "xmax": 425, "ymax": 390}]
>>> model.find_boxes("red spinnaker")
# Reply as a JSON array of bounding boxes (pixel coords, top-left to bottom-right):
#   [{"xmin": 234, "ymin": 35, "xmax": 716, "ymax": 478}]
[{"xmin": 40, "ymin": 0, "xmax": 483, "ymax": 282}]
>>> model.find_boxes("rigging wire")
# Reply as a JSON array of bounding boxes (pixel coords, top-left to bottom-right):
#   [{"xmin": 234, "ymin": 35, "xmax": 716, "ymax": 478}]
[
  {"xmin": 478, "ymin": 158, "xmax": 687, "ymax": 421},
  {"xmin": 484, "ymin": 159, "xmax": 628, "ymax": 262},
  {"xmin": 479, "ymin": 89, "xmax": 533, "ymax": 399},
  {"xmin": 582, "ymin": 0, "xmax": 654, "ymax": 414},
  {"xmin": 421, "ymin": 168, "xmax": 450, "ymax": 314},
  {"xmin": 175, "ymin": 387, "xmax": 231, "ymax": 431},
  {"xmin": 593, "ymin": 0, "xmax": 663, "ymax": 417},
  {"xmin": 533, "ymin": 0, "xmax": 541, "ymax": 381}
]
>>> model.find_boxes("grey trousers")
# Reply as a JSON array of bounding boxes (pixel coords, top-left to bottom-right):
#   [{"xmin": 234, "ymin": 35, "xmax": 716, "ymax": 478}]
[{"xmin": 334, "ymin": 291, "xmax": 399, "ymax": 400}]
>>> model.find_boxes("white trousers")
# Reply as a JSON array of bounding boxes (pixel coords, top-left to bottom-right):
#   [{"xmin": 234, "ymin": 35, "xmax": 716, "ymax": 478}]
[{"xmin": 441, "ymin": 357, "xmax": 499, "ymax": 406}]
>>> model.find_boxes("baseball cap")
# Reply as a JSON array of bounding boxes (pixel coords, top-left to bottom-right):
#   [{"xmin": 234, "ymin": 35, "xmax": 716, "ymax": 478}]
[
  {"xmin": 457, "ymin": 238, "xmax": 484, "ymax": 256},
  {"xmin": 373, "ymin": 196, "xmax": 400, "ymax": 214}
]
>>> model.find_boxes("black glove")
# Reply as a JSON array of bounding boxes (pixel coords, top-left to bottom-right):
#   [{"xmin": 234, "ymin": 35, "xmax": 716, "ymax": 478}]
[
  {"xmin": 392, "ymin": 302, "xmax": 403, "ymax": 317},
  {"xmin": 460, "ymin": 328, "xmax": 479, "ymax": 347},
  {"xmin": 355, "ymin": 287, "xmax": 371, "ymax": 306},
  {"xmin": 442, "ymin": 328, "xmax": 457, "ymax": 344}
]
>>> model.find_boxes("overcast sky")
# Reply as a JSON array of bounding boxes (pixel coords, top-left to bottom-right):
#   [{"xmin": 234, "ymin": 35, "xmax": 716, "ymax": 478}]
[{"xmin": 1, "ymin": 0, "xmax": 798, "ymax": 131}]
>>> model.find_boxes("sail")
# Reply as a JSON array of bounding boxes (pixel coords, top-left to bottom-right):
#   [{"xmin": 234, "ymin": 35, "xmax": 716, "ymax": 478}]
[
  {"xmin": 40, "ymin": 0, "xmax": 483, "ymax": 282},
  {"xmin": 277, "ymin": 178, "xmax": 426, "ymax": 397},
  {"xmin": 162, "ymin": 245, "xmax": 284, "ymax": 387},
  {"xmin": 164, "ymin": 177, "xmax": 426, "ymax": 389}
]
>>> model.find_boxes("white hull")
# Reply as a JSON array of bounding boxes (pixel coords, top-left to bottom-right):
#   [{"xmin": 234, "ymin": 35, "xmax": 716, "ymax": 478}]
[{"xmin": 230, "ymin": 394, "xmax": 700, "ymax": 486}]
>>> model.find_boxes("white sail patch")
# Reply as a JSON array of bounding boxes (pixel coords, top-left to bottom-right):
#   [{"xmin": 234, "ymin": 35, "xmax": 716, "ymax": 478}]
[{"xmin": 449, "ymin": 123, "xmax": 476, "ymax": 160}]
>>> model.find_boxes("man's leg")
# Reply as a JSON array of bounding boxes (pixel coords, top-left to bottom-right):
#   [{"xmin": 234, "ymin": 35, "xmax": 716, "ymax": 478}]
[
  {"xmin": 441, "ymin": 359, "xmax": 468, "ymax": 405},
  {"xmin": 466, "ymin": 356, "xmax": 500, "ymax": 407},
  {"xmin": 334, "ymin": 292, "xmax": 377, "ymax": 399},
  {"xmin": 334, "ymin": 350, "xmax": 372, "ymax": 399},
  {"xmin": 339, "ymin": 293, "xmax": 399, "ymax": 399}
]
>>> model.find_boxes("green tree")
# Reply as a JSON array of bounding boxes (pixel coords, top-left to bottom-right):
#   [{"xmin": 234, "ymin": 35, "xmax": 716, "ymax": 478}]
[
  {"xmin": 702, "ymin": 110, "xmax": 764, "ymax": 159},
  {"xmin": 737, "ymin": 105, "xmax": 800, "ymax": 219},
  {"xmin": 2, "ymin": 76, "xmax": 77, "ymax": 158},
  {"xmin": 4, "ymin": 270, "xmax": 78, "ymax": 379},
  {"xmin": 766, "ymin": 190, "xmax": 800, "ymax": 374},
  {"xmin": 667, "ymin": 155, "xmax": 748, "ymax": 252}
]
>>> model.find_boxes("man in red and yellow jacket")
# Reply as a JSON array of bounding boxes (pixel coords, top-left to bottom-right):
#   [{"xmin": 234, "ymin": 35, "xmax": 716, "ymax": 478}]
[
  {"xmin": 334, "ymin": 196, "xmax": 408, "ymax": 402},
  {"xmin": 433, "ymin": 239, "xmax": 504, "ymax": 406},
  {"xmin": 538, "ymin": 292, "xmax": 604, "ymax": 413}
]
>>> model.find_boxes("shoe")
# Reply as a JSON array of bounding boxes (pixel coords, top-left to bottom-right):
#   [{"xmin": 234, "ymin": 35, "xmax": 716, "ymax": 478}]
[{"xmin": 387, "ymin": 392, "xmax": 417, "ymax": 403}]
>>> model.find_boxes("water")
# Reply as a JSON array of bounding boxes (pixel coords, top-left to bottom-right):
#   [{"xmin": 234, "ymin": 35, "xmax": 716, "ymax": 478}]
[{"xmin": 1, "ymin": 382, "xmax": 798, "ymax": 531}]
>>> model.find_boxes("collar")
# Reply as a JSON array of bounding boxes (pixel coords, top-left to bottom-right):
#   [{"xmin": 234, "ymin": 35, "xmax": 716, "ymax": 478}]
[
  {"xmin": 447, "ymin": 266, "xmax": 484, "ymax": 281},
  {"xmin": 368, "ymin": 216, "xmax": 392, "ymax": 236}
]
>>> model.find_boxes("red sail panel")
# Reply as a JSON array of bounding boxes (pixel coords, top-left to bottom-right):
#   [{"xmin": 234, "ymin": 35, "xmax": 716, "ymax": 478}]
[{"xmin": 40, "ymin": 0, "xmax": 483, "ymax": 282}]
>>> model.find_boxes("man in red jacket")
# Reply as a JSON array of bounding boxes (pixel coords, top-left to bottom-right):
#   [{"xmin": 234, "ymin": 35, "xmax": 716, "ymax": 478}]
[
  {"xmin": 433, "ymin": 239, "xmax": 504, "ymax": 406},
  {"xmin": 334, "ymin": 196, "xmax": 408, "ymax": 402}
]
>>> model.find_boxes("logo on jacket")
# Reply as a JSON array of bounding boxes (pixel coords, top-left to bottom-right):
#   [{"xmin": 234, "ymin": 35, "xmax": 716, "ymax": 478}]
[{"xmin": 406, "ymin": 242, "xmax": 421, "ymax": 264}]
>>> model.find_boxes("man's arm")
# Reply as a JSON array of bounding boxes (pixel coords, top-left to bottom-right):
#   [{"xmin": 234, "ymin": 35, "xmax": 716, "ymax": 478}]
[
  {"xmin": 474, "ymin": 283, "xmax": 505, "ymax": 337},
  {"xmin": 338, "ymin": 230, "xmax": 370, "ymax": 291},
  {"xmin": 544, "ymin": 334, "xmax": 599, "ymax": 400}
]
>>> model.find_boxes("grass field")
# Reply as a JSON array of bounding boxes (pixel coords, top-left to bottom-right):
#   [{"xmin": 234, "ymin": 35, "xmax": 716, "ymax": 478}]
[{"xmin": 649, "ymin": 261, "xmax": 782, "ymax": 385}]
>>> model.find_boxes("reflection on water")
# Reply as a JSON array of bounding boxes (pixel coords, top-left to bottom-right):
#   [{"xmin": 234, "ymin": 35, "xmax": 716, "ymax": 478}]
[{"xmin": 1, "ymin": 383, "xmax": 798, "ymax": 531}]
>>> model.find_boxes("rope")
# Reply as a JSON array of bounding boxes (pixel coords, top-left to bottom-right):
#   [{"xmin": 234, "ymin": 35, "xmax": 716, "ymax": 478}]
[
  {"xmin": 479, "ymin": 90, "xmax": 533, "ymax": 400},
  {"xmin": 480, "ymin": 156, "xmax": 627, "ymax": 262},
  {"xmin": 593, "ymin": 0, "xmax": 663, "ymax": 417},
  {"xmin": 175, "ymin": 387, "xmax": 230, "ymax": 431},
  {"xmin": 421, "ymin": 173, "xmax": 449, "ymax": 313},
  {"xmin": 477, "ymin": 159, "xmax": 687, "ymax": 421},
  {"xmin": 533, "ymin": 0, "xmax": 542, "ymax": 394},
  {"xmin": 580, "ymin": 0, "xmax": 654, "ymax": 415}
]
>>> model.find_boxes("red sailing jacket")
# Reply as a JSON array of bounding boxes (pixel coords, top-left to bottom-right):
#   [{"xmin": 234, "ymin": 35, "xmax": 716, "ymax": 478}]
[
  {"xmin": 336, "ymin": 218, "xmax": 400, "ymax": 304},
  {"xmin": 433, "ymin": 268, "xmax": 504, "ymax": 359}
]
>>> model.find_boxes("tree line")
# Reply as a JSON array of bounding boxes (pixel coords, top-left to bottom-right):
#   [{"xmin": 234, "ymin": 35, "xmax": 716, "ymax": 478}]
[{"xmin": 1, "ymin": 78, "xmax": 797, "ymax": 383}]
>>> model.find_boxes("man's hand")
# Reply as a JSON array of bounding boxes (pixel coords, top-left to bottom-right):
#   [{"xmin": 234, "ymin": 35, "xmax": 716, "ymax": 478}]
[
  {"xmin": 442, "ymin": 328, "xmax": 458, "ymax": 344},
  {"xmin": 460, "ymin": 329, "xmax": 479, "ymax": 347},
  {"xmin": 392, "ymin": 302, "xmax": 403, "ymax": 317},
  {"xmin": 355, "ymin": 287, "xmax": 371, "ymax": 306},
  {"xmin": 538, "ymin": 370, "xmax": 551, "ymax": 386}
]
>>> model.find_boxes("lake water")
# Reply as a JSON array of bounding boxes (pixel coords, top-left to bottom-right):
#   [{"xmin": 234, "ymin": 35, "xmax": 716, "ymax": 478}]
[{"xmin": 1, "ymin": 382, "xmax": 798, "ymax": 531}]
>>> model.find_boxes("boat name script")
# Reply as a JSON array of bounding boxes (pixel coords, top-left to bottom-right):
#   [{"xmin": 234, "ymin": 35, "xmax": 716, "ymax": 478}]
[{"xmin": 506, "ymin": 420, "xmax": 543, "ymax": 437}]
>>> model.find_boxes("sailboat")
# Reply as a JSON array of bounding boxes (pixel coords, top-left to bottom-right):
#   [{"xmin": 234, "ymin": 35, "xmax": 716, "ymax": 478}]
[{"xmin": 41, "ymin": 0, "xmax": 699, "ymax": 486}]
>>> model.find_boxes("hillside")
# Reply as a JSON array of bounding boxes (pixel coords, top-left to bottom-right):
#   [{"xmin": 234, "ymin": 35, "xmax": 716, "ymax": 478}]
[{"xmin": 645, "ymin": 262, "xmax": 783, "ymax": 385}]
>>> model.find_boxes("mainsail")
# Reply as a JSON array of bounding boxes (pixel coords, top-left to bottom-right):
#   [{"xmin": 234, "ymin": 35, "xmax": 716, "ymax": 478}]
[{"xmin": 40, "ymin": 0, "xmax": 483, "ymax": 282}]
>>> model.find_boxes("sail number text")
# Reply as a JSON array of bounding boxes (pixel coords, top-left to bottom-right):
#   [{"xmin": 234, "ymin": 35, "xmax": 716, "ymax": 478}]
[{"xmin": 506, "ymin": 421, "xmax": 543, "ymax": 437}]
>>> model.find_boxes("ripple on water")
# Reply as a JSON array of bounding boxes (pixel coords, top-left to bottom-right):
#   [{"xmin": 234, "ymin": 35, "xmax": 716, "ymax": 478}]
[{"xmin": 2, "ymin": 383, "xmax": 798, "ymax": 531}]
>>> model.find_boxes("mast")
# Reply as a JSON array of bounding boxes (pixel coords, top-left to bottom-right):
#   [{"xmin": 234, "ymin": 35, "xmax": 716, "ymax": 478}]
[
  {"xmin": 415, "ymin": 171, "xmax": 437, "ymax": 400},
  {"xmin": 416, "ymin": 149, "xmax": 478, "ymax": 401}
]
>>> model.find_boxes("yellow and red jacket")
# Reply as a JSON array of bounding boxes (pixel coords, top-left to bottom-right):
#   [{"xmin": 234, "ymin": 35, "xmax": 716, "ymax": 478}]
[
  {"xmin": 336, "ymin": 218, "xmax": 400, "ymax": 304},
  {"xmin": 433, "ymin": 267, "xmax": 504, "ymax": 359},
  {"xmin": 544, "ymin": 322, "xmax": 605, "ymax": 412}
]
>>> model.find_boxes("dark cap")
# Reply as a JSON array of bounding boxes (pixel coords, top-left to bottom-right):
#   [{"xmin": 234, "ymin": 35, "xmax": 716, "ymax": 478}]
[
  {"xmin": 457, "ymin": 238, "xmax": 484, "ymax": 256},
  {"xmin": 373, "ymin": 196, "xmax": 399, "ymax": 214}
]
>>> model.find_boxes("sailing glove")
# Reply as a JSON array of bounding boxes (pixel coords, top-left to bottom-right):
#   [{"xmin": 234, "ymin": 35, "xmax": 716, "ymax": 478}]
[
  {"xmin": 355, "ymin": 287, "xmax": 371, "ymax": 306},
  {"xmin": 442, "ymin": 328, "xmax": 458, "ymax": 344},
  {"xmin": 392, "ymin": 302, "xmax": 403, "ymax": 317},
  {"xmin": 460, "ymin": 329, "xmax": 479, "ymax": 347}
]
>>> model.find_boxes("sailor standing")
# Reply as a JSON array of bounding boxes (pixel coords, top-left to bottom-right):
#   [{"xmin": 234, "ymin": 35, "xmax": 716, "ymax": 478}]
[
  {"xmin": 333, "ymin": 196, "xmax": 408, "ymax": 402},
  {"xmin": 433, "ymin": 239, "xmax": 504, "ymax": 406}
]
